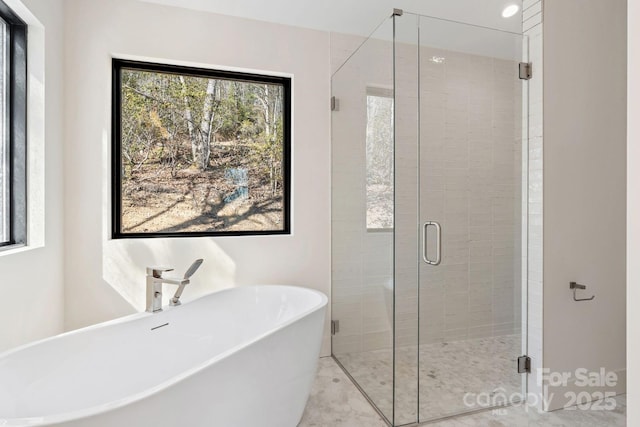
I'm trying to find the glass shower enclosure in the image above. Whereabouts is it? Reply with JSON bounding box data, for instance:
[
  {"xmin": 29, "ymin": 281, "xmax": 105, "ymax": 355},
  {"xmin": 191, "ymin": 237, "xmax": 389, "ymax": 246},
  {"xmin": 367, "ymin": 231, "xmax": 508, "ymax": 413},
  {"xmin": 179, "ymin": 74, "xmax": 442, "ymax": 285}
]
[{"xmin": 331, "ymin": 10, "xmax": 528, "ymax": 426}]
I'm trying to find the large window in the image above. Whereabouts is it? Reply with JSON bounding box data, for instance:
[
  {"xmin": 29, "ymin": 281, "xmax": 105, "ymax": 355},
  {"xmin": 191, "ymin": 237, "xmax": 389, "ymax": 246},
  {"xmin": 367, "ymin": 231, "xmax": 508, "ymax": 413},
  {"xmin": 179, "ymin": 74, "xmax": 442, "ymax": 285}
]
[
  {"xmin": 366, "ymin": 88, "xmax": 394, "ymax": 231},
  {"xmin": 0, "ymin": 1, "xmax": 27, "ymax": 249},
  {"xmin": 112, "ymin": 60, "xmax": 291, "ymax": 238}
]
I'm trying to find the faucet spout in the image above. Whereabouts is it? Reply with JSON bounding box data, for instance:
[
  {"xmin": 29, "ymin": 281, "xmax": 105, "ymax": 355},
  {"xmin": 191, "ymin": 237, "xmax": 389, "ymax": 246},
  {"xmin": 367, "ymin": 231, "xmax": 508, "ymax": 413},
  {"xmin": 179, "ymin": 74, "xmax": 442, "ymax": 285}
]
[{"xmin": 145, "ymin": 259, "xmax": 204, "ymax": 312}]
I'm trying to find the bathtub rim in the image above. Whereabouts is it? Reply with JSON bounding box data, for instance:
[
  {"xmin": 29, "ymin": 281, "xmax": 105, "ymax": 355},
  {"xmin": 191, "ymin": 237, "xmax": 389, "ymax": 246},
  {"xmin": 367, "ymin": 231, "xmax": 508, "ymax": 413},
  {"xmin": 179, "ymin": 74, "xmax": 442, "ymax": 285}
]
[{"xmin": 0, "ymin": 284, "xmax": 328, "ymax": 427}]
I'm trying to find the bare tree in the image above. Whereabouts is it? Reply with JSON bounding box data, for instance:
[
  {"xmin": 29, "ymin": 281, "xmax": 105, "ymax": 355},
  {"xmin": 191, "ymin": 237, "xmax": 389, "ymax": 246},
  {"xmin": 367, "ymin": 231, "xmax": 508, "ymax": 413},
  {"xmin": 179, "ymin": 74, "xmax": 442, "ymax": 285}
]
[
  {"xmin": 253, "ymin": 84, "xmax": 284, "ymax": 194},
  {"xmin": 179, "ymin": 77, "xmax": 221, "ymax": 171}
]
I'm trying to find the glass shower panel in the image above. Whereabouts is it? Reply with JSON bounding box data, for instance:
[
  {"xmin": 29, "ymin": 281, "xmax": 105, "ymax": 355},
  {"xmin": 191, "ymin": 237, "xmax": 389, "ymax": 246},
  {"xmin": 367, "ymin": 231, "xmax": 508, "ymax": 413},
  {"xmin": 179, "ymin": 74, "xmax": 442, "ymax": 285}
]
[
  {"xmin": 416, "ymin": 15, "xmax": 527, "ymax": 422},
  {"xmin": 331, "ymin": 16, "xmax": 395, "ymax": 424},
  {"xmin": 392, "ymin": 11, "xmax": 420, "ymax": 426}
]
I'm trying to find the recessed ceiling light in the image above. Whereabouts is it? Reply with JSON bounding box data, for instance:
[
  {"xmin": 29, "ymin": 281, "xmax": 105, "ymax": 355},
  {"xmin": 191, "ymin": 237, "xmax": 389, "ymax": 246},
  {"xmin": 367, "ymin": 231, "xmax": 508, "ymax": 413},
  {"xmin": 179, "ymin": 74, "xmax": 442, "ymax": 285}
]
[{"xmin": 502, "ymin": 4, "xmax": 520, "ymax": 18}]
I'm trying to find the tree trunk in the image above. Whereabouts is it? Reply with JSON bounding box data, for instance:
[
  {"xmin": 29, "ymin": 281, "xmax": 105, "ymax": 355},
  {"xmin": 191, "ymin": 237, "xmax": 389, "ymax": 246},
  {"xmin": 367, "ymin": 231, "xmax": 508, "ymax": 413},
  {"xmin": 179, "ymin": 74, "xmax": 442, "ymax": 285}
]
[
  {"xmin": 179, "ymin": 76, "xmax": 198, "ymax": 167},
  {"xmin": 196, "ymin": 80, "xmax": 216, "ymax": 171},
  {"xmin": 180, "ymin": 76, "xmax": 215, "ymax": 171}
]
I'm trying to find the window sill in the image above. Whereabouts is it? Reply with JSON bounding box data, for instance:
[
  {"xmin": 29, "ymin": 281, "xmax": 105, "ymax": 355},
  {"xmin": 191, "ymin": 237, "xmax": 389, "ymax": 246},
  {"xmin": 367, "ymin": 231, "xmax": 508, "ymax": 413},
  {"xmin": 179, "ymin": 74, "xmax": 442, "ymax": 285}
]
[
  {"xmin": 366, "ymin": 228, "xmax": 394, "ymax": 233},
  {"xmin": 0, "ymin": 242, "xmax": 37, "ymax": 257}
]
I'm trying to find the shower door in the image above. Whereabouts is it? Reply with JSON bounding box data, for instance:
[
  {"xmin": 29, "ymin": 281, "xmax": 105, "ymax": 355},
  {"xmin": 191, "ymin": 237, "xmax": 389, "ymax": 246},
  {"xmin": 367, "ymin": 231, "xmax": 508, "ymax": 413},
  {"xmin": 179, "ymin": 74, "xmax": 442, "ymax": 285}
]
[{"xmin": 412, "ymin": 14, "xmax": 529, "ymax": 422}]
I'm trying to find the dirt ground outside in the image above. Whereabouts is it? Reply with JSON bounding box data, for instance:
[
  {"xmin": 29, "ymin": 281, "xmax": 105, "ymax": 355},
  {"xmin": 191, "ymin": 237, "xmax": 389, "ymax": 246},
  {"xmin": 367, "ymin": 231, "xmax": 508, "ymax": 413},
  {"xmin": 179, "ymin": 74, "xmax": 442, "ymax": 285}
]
[{"xmin": 121, "ymin": 154, "xmax": 284, "ymax": 234}]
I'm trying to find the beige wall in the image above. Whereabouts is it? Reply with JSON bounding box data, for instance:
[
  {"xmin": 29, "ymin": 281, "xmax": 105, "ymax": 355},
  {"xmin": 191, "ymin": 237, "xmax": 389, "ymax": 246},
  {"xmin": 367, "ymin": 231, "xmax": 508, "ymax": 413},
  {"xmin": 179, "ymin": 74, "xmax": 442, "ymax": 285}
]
[
  {"xmin": 543, "ymin": 0, "xmax": 627, "ymax": 409},
  {"xmin": 63, "ymin": 0, "xmax": 332, "ymax": 355},
  {"xmin": 0, "ymin": 0, "xmax": 65, "ymax": 353},
  {"xmin": 627, "ymin": 0, "xmax": 639, "ymax": 423}
]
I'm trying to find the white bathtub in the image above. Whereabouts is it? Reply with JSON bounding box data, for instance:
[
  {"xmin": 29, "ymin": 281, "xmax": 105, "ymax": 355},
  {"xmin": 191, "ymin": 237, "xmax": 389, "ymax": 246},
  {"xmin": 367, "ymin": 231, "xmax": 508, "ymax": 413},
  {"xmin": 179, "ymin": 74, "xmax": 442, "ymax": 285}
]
[{"xmin": 0, "ymin": 285, "xmax": 327, "ymax": 427}]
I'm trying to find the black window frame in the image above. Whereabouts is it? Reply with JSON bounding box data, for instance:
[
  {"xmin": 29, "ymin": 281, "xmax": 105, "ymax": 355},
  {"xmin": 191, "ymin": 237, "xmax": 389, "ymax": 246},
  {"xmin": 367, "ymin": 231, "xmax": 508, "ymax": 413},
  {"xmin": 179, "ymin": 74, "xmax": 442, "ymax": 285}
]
[
  {"xmin": 0, "ymin": 1, "xmax": 27, "ymax": 250},
  {"xmin": 111, "ymin": 59, "xmax": 292, "ymax": 239}
]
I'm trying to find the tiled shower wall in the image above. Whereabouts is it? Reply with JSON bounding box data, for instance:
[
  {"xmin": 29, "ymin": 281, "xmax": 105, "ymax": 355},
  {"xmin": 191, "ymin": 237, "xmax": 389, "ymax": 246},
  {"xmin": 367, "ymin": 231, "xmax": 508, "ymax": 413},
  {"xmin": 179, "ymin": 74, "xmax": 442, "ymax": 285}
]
[
  {"xmin": 332, "ymin": 31, "xmax": 525, "ymax": 353},
  {"xmin": 418, "ymin": 46, "xmax": 523, "ymax": 345}
]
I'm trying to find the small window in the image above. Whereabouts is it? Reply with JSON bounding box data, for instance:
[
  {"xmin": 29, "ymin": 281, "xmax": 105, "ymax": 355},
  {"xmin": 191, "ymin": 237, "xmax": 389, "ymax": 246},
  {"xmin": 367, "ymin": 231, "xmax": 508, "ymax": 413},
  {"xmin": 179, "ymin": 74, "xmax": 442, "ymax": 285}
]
[
  {"xmin": 0, "ymin": 1, "xmax": 27, "ymax": 250},
  {"xmin": 112, "ymin": 60, "xmax": 291, "ymax": 238},
  {"xmin": 366, "ymin": 88, "xmax": 394, "ymax": 231}
]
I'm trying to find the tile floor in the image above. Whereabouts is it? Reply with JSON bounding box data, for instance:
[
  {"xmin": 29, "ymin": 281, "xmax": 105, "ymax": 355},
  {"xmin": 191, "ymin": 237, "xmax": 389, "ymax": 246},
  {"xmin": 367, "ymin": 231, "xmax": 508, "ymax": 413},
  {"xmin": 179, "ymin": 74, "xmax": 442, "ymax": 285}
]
[
  {"xmin": 335, "ymin": 335, "xmax": 522, "ymax": 423},
  {"xmin": 299, "ymin": 357, "xmax": 627, "ymax": 427}
]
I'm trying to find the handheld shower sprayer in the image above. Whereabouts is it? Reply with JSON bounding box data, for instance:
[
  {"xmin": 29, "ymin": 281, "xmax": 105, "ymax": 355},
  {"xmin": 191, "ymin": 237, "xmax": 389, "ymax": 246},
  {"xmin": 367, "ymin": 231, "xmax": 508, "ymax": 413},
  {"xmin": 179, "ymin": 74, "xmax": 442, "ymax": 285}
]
[{"xmin": 170, "ymin": 259, "xmax": 204, "ymax": 306}]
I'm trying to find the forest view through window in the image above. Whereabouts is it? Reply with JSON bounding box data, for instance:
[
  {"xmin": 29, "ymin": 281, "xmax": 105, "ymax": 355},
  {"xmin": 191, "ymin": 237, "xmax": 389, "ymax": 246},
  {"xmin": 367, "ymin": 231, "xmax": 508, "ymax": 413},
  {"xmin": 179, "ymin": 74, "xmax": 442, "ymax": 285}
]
[
  {"xmin": 112, "ymin": 60, "xmax": 291, "ymax": 238},
  {"xmin": 366, "ymin": 89, "xmax": 394, "ymax": 230}
]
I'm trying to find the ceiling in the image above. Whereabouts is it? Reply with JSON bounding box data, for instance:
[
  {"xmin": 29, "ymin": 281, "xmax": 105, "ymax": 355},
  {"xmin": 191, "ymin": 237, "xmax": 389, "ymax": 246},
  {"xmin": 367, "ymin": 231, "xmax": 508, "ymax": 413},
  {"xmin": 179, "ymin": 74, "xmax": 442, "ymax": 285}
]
[{"xmin": 138, "ymin": 0, "xmax": 524, "ymax": 36}]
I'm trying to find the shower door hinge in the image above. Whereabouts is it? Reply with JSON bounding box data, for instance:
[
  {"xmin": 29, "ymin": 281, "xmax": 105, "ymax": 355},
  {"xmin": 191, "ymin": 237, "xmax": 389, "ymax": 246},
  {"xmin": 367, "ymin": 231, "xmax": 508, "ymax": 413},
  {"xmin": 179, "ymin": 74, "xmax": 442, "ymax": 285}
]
[
  {"xmin": 393, "ymin": 8, "xmax": 404, "ymax": 17},
  {"xmin": 331, "ymin": 320, "xmax": 340, "ymax": 335},
  {"xmin": 519, "ymin": 62, "xmax": 532, "ymax": 80},
  {"xmin": 517, "ymin": 355, "xmax": 531, "ymax": 374},
  {"xmin": 331, "ymin": 96, "xmax": 339, "ymax": 111}
]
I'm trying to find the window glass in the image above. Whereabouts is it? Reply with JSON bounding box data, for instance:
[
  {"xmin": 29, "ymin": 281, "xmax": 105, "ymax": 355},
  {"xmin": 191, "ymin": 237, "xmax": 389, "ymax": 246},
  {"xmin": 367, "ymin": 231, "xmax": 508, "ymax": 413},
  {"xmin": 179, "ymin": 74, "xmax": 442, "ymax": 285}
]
[
  {"xmin": 113, "ymin": 60, "xmax": 291, "ymax": 238},
  {"xmin": 366, "ymin": 90, "xmax": 394, "ymax": 230},
  {"xmin": 0, "ymin": 17, "xmax": 7, "ymax": 244},
  {"xmin": 0, "ymin": 3, "xmax": 27, "ymax": 250}
]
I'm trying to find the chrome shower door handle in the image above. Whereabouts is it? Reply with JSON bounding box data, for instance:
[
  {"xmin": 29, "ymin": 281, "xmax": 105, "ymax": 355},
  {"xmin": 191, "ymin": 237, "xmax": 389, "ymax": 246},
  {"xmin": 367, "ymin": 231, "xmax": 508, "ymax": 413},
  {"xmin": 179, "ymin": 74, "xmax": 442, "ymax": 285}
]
[{"xmin": 422, "ymin": 221, "xmax": 442, "ymax": 266}]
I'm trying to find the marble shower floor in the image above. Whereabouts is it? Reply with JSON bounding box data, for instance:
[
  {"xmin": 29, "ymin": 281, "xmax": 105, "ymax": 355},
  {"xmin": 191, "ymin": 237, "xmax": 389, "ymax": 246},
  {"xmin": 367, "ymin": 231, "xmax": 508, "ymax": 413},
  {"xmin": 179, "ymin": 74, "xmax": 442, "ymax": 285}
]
[
  {"xmin": 335, "ymin": 335, "xmax": 522, "ymax": 422},
  {"xmin": 299, "ymin": 357, "xmax": 627, "ymax": 427}
]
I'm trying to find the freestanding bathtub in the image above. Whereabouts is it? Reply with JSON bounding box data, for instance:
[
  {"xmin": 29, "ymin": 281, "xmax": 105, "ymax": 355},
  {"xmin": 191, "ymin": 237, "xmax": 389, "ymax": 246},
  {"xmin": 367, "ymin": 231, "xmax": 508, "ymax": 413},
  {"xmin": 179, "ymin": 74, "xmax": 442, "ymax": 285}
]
[{"xmin": 0, "ymin": 285, "xmax": 327, "ymax": 427}]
